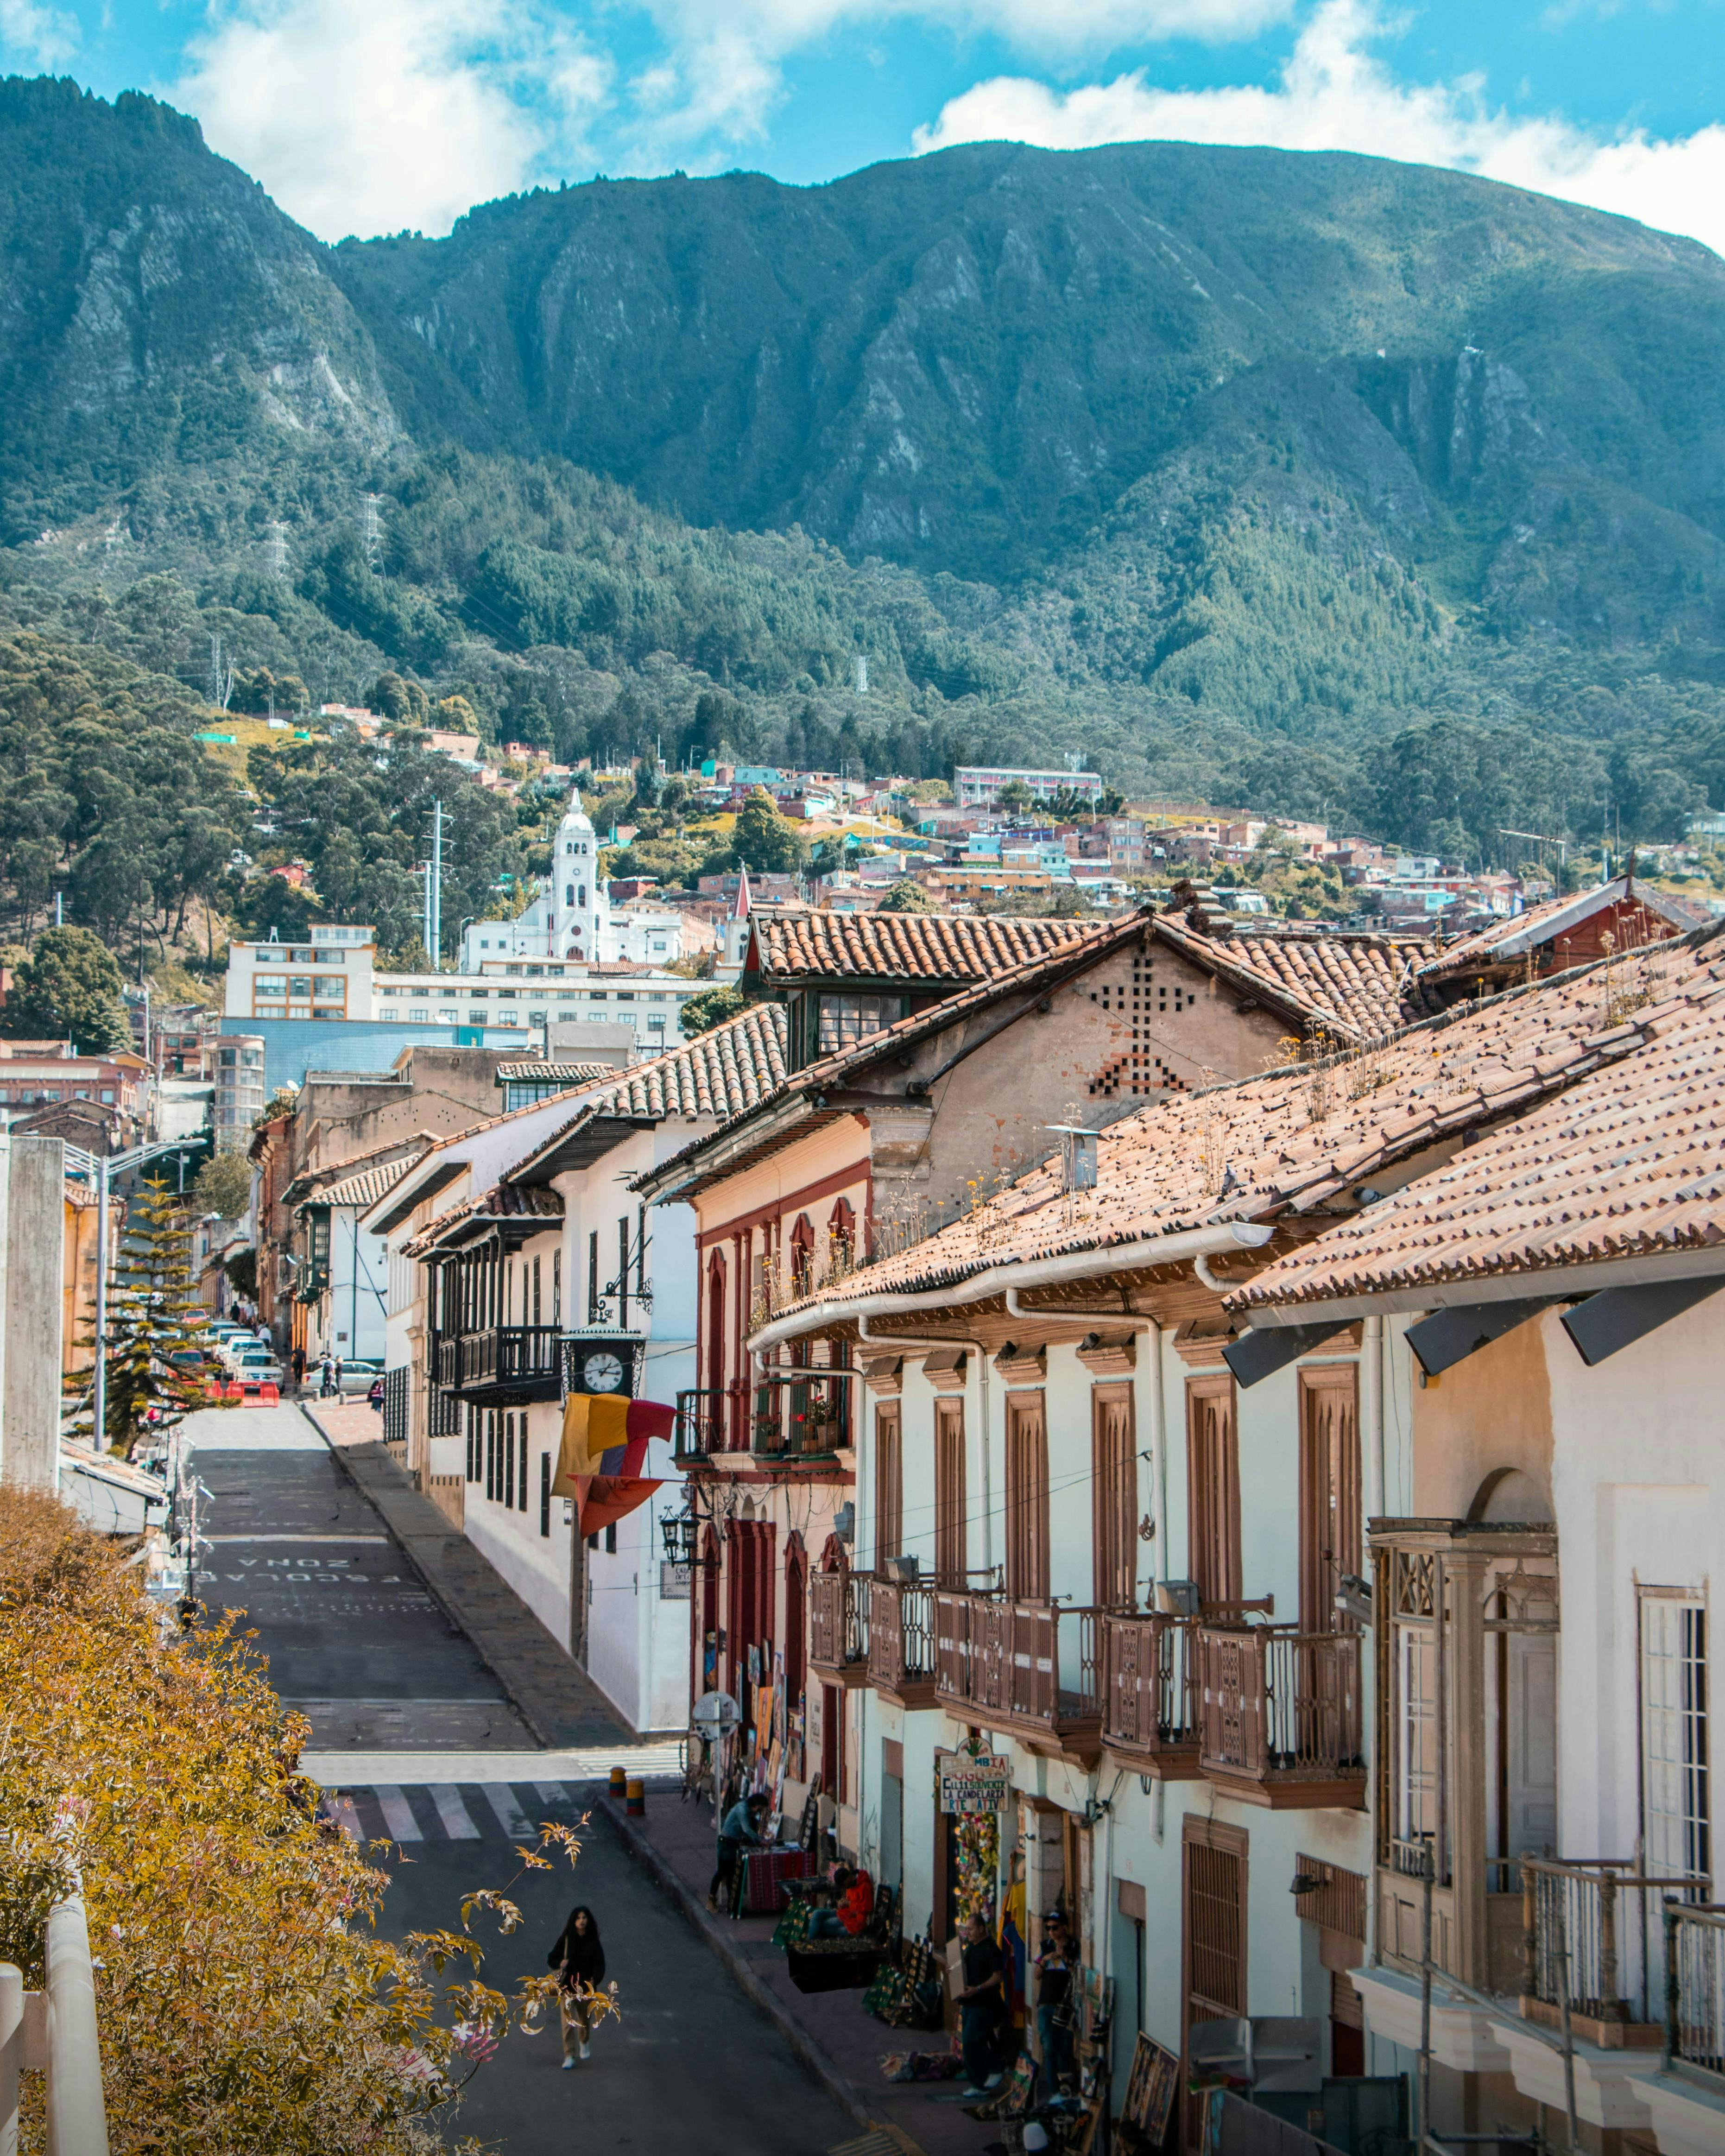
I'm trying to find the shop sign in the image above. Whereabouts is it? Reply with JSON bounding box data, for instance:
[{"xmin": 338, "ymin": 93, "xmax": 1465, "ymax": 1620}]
[{"xmin": 936, "ymin": 1749, "xmax": 1010, "ymax": 1814}]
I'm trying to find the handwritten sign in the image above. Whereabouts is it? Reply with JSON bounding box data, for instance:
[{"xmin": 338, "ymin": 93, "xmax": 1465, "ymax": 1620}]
[{"xmin": 936, "ymin": 1750, "xmax": 1010, "ymax": 1814}]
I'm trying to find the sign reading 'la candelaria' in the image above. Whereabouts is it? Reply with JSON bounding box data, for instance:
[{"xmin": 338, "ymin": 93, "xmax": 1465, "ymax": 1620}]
[{"xmin": 936, "ymin": 1749, "xmax": 1010, "ymax": 1814}]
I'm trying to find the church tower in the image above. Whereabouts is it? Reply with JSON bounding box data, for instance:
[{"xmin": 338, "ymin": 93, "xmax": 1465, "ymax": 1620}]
[{"xmin": 549, "ymin": 799, "xmax": 612, "ymax": 961}]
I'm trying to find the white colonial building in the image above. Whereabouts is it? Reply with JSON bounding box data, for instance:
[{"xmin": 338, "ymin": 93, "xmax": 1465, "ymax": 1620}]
[{"xmin": 458, "ymin": 797, "xmax": 688, "ymax": 971}]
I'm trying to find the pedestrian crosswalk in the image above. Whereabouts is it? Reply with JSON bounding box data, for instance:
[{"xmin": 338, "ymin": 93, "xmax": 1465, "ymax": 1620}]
[{"xmin": 321, "ymin": 1778, "xmax": 616, "ymax": 1846}]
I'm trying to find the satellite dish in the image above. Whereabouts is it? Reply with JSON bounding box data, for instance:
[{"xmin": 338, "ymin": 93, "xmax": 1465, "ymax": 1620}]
[{"xmin": 692, "ymin": 1691, "xmax": 741, "ymax": 1732}]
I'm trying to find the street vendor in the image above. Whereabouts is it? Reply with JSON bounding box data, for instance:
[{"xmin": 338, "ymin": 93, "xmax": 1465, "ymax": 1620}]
[
  {"xmin": 804, "ymin": 1864, "xmax": 873, "ymax": 1938},
  {"xmin": 707, "ymin": 1790, "xmax": 767, "ymax": 1913},
  {"xmin": 954, "ymin": 1911, "xmax": 1007, "ymax": 2097}
]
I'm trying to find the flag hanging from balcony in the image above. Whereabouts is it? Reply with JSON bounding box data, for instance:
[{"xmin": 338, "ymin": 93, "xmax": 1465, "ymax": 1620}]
[
  {"xmin": 570, "ymin": 1474, "xmax": 668, "ymax": 1540},
  {"xmin": 554, "ymin": 1391, "xmax": 676, "ymax": 1491}
]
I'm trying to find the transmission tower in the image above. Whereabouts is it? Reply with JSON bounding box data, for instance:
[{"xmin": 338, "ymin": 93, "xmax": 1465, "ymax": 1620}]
[{"xmin": 360, "ymin": 494, "xmax": 383, "ymax": 569}]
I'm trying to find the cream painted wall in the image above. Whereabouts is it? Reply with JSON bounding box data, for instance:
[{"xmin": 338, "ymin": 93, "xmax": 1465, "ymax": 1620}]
[{"xmin": 1409, "ymin": 1317, "xmax": 1555, "ymax": 1519}]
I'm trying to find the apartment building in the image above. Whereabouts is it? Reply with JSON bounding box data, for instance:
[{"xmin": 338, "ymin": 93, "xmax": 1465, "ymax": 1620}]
[
  {"xmin": 730, "ymin": 911, "xmax": 1724, "ymax": 2153},
  {"xmin": 361, "ymin": 1008, "xmax": 788, "ymax": 1733}
]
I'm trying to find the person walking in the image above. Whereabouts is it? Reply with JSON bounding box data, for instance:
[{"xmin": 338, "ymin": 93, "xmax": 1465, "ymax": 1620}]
[
  {"xmin": 707, "ymin": 1790, "xmax": 766, "ymax": 1915},
  {"xmin": 367, "ymin": 1375, "xmax": 385, "ymax": 1414},
  {"xmin": 954, "ymin": 1911, "xmax": 1007, "ymax": 2098},
  {"xmin": 333, "ymin": 1353, "xmax": 344, "ymax": 1392},
  {"xmin": 1034, "ymin": 1914, "xmax": 1076, "ymax": 2091},
  {"xmin": 319, "ymin": 1354, "xmax": 335, "ymax": 1399},
  {"xmin": 545, "ymin": 1904, "xmax": 607, "ymax": 2068},
  {"xmin": 290, "ymin": 1345, "xmax": 306, "ymax": 1394}
]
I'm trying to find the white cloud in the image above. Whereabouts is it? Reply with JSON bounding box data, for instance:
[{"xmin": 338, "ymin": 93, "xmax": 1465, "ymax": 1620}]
[
  {"xmin": 173, "ymin": 0, "xmax": 610, "ymax": 241},
  {"xmin": 913, "ymin": 0, "xmax": 1725, "ymax": 258},
  {"xmin": 625, "ymin": 0, "xmax": 1293, "ymax": 160},
  {"xmin": 0, "ymin": 0, "xmax": 79, "ymax": 68}
]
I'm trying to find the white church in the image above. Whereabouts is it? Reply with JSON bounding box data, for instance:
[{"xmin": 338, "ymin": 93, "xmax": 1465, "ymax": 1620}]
[{"xmin": 458, "ymin": 795, "xmax": 690, "ymax": 972}]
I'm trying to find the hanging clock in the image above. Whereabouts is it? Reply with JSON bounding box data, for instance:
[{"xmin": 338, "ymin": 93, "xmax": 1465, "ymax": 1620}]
[{"xmin": 581, "ymin": 1350, "xmax": 626, "ymax": 1394}]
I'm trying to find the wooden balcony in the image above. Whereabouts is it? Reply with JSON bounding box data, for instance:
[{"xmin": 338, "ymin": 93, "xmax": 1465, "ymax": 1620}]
[
  {"xmin": 809, "ymin": 1569, "xmax": 870, "ymax": 1687},
  {"xmin": 1099, "ymin": 1611, "xmax": 1202, "ymax": 1778},
  {"xmin": 1523, "ymin": 1856, "xmax": 1711, "ymax": 2047},
  {"xmin": 933, "ymin": 1590, "xmax": 1101, "ymax": 1764},
  {"xmin": 1197, "ymin": 1625, "xmax": 1365, "ymax": 1808},
  {"xmin": 868, "ymin": 1578, "xmax": 938, "ymax": 1708},
  {"xmin": 434, "ymin": 1324, "xmax": 562, "ymax": 1404}
]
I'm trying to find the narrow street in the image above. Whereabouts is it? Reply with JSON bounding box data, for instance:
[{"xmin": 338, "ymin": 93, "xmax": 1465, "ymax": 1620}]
[{"xmin": 181, "ymin": 1405, "xmax": 861, "ymax": 2156}]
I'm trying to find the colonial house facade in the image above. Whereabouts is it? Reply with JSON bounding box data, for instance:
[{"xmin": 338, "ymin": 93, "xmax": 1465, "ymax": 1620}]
[
  {"xmin": 638, "ymin": 907, "xmax": 1439, "ymax": 1869},
  {"xmin": 745, "ymin": 915, "xmax": 1725, "ymax": 2152},
  {"xmin": 363, "ymin": 1007, "xmax": 786, "ymax": 1733}
]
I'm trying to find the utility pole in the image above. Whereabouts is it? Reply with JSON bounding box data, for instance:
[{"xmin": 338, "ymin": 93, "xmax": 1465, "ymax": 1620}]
[{"xmin": 430, "ymin": 799, "xmax": 444, "ymax": 969}]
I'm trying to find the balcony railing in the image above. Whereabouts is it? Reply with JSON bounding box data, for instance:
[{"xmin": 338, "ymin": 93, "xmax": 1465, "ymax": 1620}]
[
  {"xmin": 1197, "ymin": 1625, "xmax": 1365, "ymax": 1805},
  {"xmin": 1524, "ymin": 1857, "xmax": 1711, "ymax": 2039},
  {"xmin": 868, "ymin": 1578, "xmax": 937, "ymax": 1706},
  {"xmin": 809, "ymin": 1569, "xmax": 870, "ymax": 1683},
  {"xmin": 750, "ymin": 1366, "xmax": 852, "ymax": 1457},
  {"xmin": 1665, "ymin": 1900, "xmax": 1725, "ymax": 2080},
  {"xmin": 1100, "ymin": 1611, "xmax": 1201, "ymax": 1777},
  {"xmin": 0, "ymin": 1880, "xmax": 112, "ymax": 2156},
  {"xmin": 674, "ymin": 1389, "xmax": 727, "ymax": 1460},
  {"xmin": 436, "ymin": 1324, "xmax": 562, "ymax": 1397},
  {"xmin": 933, "ymin": 1591, "xmax": 1100, "ymax": 1754}
]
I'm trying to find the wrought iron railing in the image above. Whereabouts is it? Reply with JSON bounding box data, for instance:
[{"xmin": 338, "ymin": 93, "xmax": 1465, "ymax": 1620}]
[
  {"xmin": 1100, "ymin": 1610, "xmax": 1200, "ymax": 1767},
  {"xmin": 869, "ymin": 1578, "xmax": 936, "ymax": 1694},
  {"xmin": 1665, "ymin": 1900, "xmax": 1725, "ymax": 2078},
  {"xmin": 1524, "ymin": 1857, "xmax": 1711, "ymax": 2025},
  {"xmin": 674, "ymin": 1389, "xmax": 727, "ymax": 1459},
  {"xmin": 933, "ymin": 1591, "xmax": 1099, "ymax": 1735},
  {"xmin": 1197, "ymin": 1625, "xmax": 1363, "ymax": 1789}
]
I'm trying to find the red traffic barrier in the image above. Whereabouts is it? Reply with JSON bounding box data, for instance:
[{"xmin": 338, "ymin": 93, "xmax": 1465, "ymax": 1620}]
[
  {"xmin": 258, "ymin": 1382, "xmax": 279, "ymax": 1404},
  {"xmin": 223, "ymin": 1382, "xmax": 243, "ymax": 1400}
]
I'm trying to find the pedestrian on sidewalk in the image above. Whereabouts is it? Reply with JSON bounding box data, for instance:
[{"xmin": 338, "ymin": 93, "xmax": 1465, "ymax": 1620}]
[
  {"xmin": 954, "ymin": 1911, "xmax": 1007, "ymax": 2098},
  {"xmin": 367, "ymin": 1375, "xmax": 385, "ymax": 1414},
  {"xmin": 546, "ymin": 1904, "xmax": 607, "ymax": 2067},
  {"xmin": 319, "ymin": 1354, "xmax": 335, "ymax": 1398},
  {"xmin": 1033, "ymin": 1913, "xmax": 1076, "ymax": 2091},
  {"xmin": 291, "ymin": 1345, "xmax": 306, "ymax": 1394},
  {"xmin": 708, "ymin": 1790, "xmax": 767, "ymax": 1915}
]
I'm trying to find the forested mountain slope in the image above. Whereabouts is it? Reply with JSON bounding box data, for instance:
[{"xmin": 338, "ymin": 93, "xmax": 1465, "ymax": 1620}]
[{"xmin": 3, "ymin": 75, "xmax": 1725, "ymax": 853}]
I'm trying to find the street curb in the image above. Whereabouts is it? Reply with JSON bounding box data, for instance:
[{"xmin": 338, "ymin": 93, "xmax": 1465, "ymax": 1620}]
[
  {"xmin": 299, "ymin": 1403, "xmax": 562, "ymax": 1748},
  {"xmin": 594, "ymin": 1792, "xmax": 929, "ymax": 2156}
]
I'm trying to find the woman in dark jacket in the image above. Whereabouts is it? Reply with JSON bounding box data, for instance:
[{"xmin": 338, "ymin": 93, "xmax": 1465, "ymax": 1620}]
[{"xmin": 546, "ymin": 1905, "xmax": 607, "ymax": 2067}]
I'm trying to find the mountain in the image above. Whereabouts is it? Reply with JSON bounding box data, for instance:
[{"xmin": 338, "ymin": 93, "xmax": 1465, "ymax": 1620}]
[{"xmin": 2, "ymin": 75, "xmax": 1725, "ymax": 850}]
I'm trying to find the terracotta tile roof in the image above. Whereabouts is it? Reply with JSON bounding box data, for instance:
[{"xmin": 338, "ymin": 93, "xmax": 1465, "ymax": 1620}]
[
  {"xmin": 1153, "ymin": 919, "xmax": 1438, "ymax": 1041},
  {"xmin": 1229, "ymin": 971, "xmax": 1725, "ymax": 1309},
  {"xmin": 769, "ymin": 925, "xmax": 1725, "ymax": 1311},
  {"xmin": 1416, "ymin": 877, "xmax": 1695, "ymax": 982},
  {"xmin": 404, "ymin": 1181, "xmax": 563, "ymax": 1257},
  {"xmin": 314, "ymin": 1154, "xmax": 420, "ymax": 1211},
  {"xmin": 494, "ymin": 1061, "xmax": 618, "ymax": 1085},
  {"xmin": 750, "ymin": 906, "xmax": 1099, "ymax": 983}
]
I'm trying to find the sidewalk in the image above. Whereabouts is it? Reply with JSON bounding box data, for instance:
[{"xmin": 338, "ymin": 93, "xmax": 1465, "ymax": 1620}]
[
  {"xmin": 300, "ymin": 1404, "xmax": 631, "ymax": 1750},
  {"xmin": 595, "ymin": 1786, "xmax": 1005, "ymax": 2156}
]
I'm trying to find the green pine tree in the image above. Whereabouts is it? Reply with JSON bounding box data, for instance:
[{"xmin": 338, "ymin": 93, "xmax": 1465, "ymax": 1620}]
[{"xmin": 76, "ymin": 1178, "xmax": 214, "ymax": 1454}]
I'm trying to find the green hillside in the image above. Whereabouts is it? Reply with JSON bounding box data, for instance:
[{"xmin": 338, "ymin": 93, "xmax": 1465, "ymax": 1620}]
[{"xmin": 2, "ymin": 76, "xmax": 1725, "ymax": 860}]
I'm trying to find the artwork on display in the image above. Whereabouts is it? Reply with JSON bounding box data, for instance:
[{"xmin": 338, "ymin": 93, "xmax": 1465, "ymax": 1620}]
[
  {"xmin": 1121, "ymin": 2032, "xmax": 1180, "ymax": 2148},
  {"xmin": 951, "ymin": 1809, "xmax": 999, "ymax": 1930}
]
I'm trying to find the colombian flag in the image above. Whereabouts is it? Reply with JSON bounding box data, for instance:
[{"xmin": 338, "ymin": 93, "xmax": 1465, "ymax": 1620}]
[{"xmin": 552, "ymin": 1393, "xmax": 676, "ymax": 1537}]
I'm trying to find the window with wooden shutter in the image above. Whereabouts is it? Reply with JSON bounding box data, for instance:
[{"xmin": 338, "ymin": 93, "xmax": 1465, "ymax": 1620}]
[
  {"xmin": 875, "ymin": 1403, "xmax": 903, "ymax": 1567},
  {"xmin": 935, "ymin": 1399, "xmax": 967, "ymax": 1585},
  {"xmin": 1092, "ymin": 1383, "xmax": 1137, "ymax": 1609},
  {"xmin": 1005, "ymin": 1392, "xmax": 1050, "ymax": 1600},
  {"xmin": 1182, "ymin": 1817, "xmax": 1248, "ymax": 2145},
  {"xmin": 1299, "ymin": 1366, "xmax": 1361, "ymax": 1633},
  {"xmin": 1186, "ymin": 1374, "xmax": 1240, "ymax": 1609}
]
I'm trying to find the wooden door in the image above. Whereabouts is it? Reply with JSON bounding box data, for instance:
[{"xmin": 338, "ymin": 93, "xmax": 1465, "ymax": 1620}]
[
  {"xmin": 935, "ymin": 1398, "xmax": 967, "ymax": 1584},
  {"xmin": 1299, "ymin": 1366, "xmax": 1360, "ymax": 1632},
  {"xmin": 1005, "ymin": 1392, "xmax": 1049, "ymax": 1600},
  {"xmin": 1186, "ymin": 1375, "xmax": 1240, "ymax": 1610},
  {"xmin": 1506, "ymin": 1631, "xmax": 1558, "ymax": 1858},
  {"xmin": 875, "ymin": 1402, "xmax": 903, "ymax": 1568},
  {"xmin": 1093, "ymin": 1384, "xmax": 1137, "ymax": 1609},
  {"xmin": 1182, "ymin": 1818, "xmax": 1248, "ymax": 2150}
]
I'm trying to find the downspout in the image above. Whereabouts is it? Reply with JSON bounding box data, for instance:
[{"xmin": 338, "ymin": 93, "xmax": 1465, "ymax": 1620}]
[{"xmin": 1361, "ymin": 1312, "xmax": 1385, "ymax": 1963}]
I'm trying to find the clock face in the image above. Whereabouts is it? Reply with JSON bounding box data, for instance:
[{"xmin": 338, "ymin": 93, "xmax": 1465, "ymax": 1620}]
[{"xmin": 583, "ymin": 1351, "xmax": 626, "ymax": 1394}]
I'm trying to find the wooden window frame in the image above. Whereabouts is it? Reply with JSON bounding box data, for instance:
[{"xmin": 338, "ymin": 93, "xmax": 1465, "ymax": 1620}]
[
  {"xmin": 1092, "ymin": 1381, "xmax": 1137, "ymax": 1610},
  {"xmin": 875, "ymin": 1401, "xmax": 903, "ymax": 1568},
  {"xmin": 1299, "ymin": 1365, "xmax": 1361, "ymax": 1634},
  {"xmin": 1182, "ymin": 1816, "xmax": 1249, "ymax": 2143},
  {"xmin": 935, "ymin": 1397, "xmax": 967, "ymax": 1586},
  {"xmin": 1186, "ymin": 1372, "xmax": 1241, "ymax": 1610},
  {"xmin": 1005, "ymin": 1391, "xmax": 1050, "ymax": 1601}
]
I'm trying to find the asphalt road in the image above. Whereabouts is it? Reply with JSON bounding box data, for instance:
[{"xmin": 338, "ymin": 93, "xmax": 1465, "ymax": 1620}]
[
  {"xmin": 366, "ymin": 1789, "xmax": 859, "ymax": 2155},
  {"xmin": 182, "ymin": 1407, "xmax": 859, "ymax": 2155},
  {"xmin": 183, "ymin": 1403, "xmax": 532, "ymax": 1748}
]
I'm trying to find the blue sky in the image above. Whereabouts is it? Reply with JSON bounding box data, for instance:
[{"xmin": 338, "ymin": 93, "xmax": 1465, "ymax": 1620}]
[{"xmin": 11, "ymin": 0, "xmax": 1725, "ymax": 251}]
